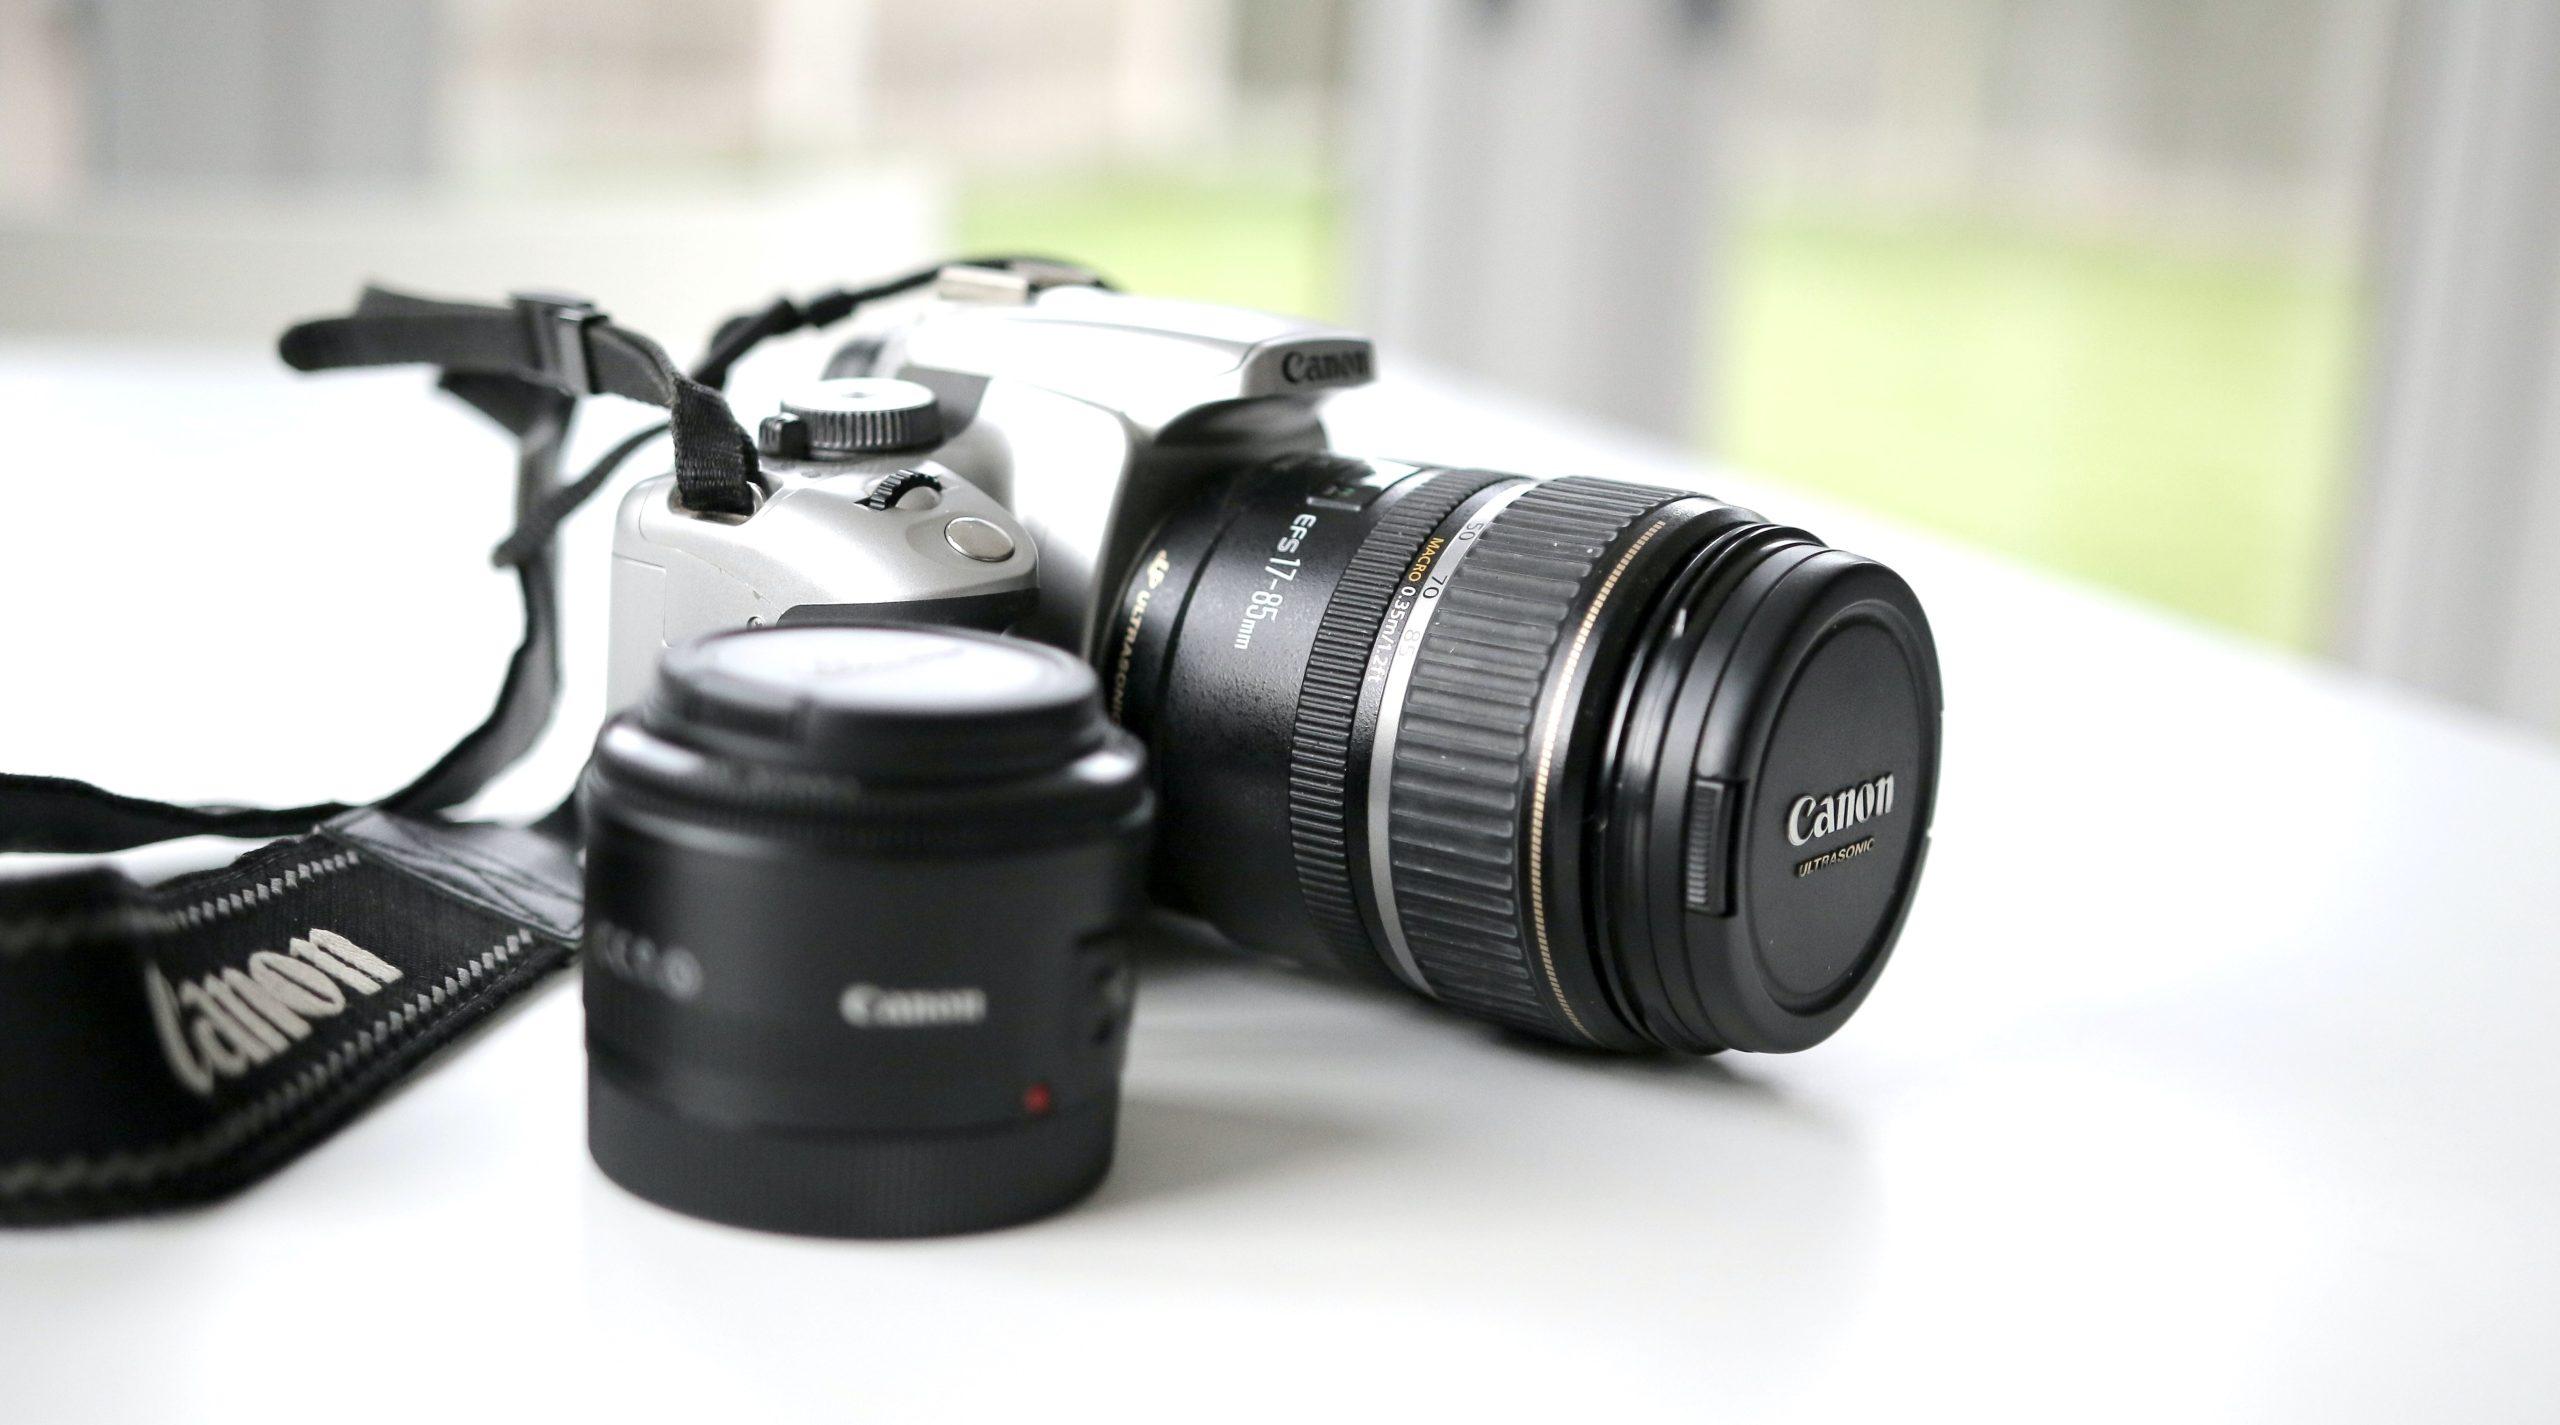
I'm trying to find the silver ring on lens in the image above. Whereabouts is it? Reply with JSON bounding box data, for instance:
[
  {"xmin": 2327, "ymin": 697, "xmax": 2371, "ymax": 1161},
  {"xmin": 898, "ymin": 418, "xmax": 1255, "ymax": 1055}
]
[{"xmin": 1362, "ymin": 480, "xmax": 1538, "ymax": 997}]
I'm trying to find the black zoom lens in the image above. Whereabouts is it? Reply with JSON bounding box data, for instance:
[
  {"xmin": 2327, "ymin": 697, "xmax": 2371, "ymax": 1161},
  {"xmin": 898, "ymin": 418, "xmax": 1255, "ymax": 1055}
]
[
  {"xmin": 581, "ymin": 625, "xmax": 1150, "ymax": 1236},
  {"xmin": 1106, "ymin": 456, "xmax": 1941, "ymax": 1054}
]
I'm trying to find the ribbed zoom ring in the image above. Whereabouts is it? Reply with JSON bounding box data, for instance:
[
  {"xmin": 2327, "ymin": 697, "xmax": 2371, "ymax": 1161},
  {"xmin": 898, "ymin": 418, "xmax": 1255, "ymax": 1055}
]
[
  {"xmin": 1286, "ymin": 469, "xmax": 1513, "ymax": 976},
  {"xmin": 1382, "ymin": 477, "xmax": 1674, "ymax": 1041}
]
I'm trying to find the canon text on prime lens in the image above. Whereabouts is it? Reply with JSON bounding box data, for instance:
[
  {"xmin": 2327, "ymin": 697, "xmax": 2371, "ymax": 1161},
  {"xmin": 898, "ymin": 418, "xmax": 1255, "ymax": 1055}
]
[{"xmin": 580, "ymin": 624, "xmax": 1150, "ymax": 1237}]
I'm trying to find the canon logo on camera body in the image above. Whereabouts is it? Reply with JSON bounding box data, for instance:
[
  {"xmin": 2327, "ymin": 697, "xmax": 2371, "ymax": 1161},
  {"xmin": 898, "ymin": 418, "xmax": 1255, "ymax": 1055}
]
[
  {"xmin": 1787, "ymin": 773, "xmax": 1898, "ymax": 847},
  {"xmin": 1278, "ymin": 347, "xmax": 1372, "ymax": 386}
]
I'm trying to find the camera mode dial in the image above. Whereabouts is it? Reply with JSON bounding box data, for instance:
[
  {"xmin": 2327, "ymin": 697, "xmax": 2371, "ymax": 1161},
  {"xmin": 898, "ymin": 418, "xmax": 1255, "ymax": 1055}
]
[{"xmin": 764, "ymin": 377, "xmax": 943, "ymax": 457}]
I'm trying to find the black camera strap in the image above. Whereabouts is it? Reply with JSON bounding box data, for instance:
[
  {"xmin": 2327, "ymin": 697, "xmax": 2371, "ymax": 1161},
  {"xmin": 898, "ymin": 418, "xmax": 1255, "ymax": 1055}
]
[{"xmin": 0, "ymin": 286, "xmax": 757, "ymax": 1223}]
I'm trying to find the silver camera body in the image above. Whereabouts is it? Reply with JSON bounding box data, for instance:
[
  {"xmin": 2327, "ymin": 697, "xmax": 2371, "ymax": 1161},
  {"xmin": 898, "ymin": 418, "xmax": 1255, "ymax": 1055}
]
[{"xmin": 605, "ymin": 266, "xmax": 1378, "ymax": 709}]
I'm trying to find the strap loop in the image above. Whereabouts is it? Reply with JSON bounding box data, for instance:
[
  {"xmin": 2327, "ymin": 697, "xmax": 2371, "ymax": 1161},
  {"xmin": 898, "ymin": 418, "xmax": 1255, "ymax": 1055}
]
[
  {"xmin": 279, "ymin": 286, "xmax": 762, "ymax": 519},
  {"xmin": 517, "ymin": 292, "xmax": 605, "ymax": 397},
  {"xmin": 490, "ymin": 256, "xmax": 1113, "ymax": 574},
  {"xmin": 6, "ymin": 282, "xmax": 645, "ymax": 851}
]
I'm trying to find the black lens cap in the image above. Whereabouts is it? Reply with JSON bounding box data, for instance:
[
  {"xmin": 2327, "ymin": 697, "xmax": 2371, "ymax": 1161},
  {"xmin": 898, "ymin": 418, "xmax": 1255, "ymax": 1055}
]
[
  {"xmin": 645, "ymin": 624, "xmax": 1109, "ymax": 782},
  {"xmin": 1617, "ymin": 539, "xmax": 1940, "ymax": 1053},
  {"xmin": 583, "ymin": 623, "xmax": 1150, "ymax": 1239}
]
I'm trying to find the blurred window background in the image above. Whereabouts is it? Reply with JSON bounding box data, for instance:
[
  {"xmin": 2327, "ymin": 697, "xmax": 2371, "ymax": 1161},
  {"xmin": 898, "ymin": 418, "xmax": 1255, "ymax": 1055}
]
[{"xmin": 4, "ymin": 0, "xmax": 2555, "ymax": 735}]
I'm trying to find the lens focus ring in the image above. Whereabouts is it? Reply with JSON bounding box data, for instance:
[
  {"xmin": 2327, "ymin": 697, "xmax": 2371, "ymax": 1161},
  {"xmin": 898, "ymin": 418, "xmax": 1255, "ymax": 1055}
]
[
  {"xmin": 1286, "ymin": 469, "xmax": 1515, "ymax": 976},
  {"xmin": 1381, "ymin": 477, "xmax": 1675, "ymax": 1042}
]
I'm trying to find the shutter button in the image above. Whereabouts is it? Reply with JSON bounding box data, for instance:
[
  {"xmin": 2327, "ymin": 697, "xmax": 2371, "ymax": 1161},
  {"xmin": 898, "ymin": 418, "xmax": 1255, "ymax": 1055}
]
[{"xmin": 944, "ymin": 517, "xmax": 1016, "ymax": 563}]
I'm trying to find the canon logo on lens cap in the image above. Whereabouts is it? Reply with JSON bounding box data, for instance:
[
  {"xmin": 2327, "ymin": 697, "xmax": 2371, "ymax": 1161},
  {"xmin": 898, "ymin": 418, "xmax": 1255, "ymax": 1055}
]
[{"xmin": 1786, "ymin": 772, "xmax": 1898, "ymax": 848}]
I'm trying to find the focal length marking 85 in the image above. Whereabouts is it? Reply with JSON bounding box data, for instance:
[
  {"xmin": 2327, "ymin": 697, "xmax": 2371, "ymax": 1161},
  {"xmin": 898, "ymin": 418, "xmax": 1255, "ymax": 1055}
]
[{"xmin": 1235, "ymin": 512, "xmax": 1319, "ymax": 651}]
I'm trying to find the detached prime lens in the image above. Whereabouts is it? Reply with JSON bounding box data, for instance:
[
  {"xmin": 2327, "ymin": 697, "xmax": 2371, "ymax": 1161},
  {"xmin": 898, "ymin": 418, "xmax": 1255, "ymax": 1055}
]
[
  {"xmin": 581, "ymin": 625, "xmax": 1149, "ymax": 1236},
  {"xmin": 1108, "ymin": 457, "xmax": 1939, "ymax": 1054}
]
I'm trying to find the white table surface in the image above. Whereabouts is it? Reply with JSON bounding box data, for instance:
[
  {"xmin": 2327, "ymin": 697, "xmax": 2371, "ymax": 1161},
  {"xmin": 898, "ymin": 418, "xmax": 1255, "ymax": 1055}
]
[{"xmin": 3, "ymin": 341, "xmax": 2556, "ymax": 1423}]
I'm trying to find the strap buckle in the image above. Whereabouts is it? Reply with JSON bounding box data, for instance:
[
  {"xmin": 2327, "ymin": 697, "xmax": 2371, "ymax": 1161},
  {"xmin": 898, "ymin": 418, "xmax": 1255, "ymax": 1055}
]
[{"xmin": 513, "ymin": 291, "xmax": 605, "ymax": 396}]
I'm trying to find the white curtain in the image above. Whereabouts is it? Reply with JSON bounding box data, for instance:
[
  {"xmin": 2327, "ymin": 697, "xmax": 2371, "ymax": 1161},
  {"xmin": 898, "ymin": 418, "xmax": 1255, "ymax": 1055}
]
[
  {"xmin": 2339, "ymin": 0, "xmax": 2560, "ymax": 738},
  {"xmin": 1346, "ymin": 0, "xmax": 1732, "ymax": 443}
]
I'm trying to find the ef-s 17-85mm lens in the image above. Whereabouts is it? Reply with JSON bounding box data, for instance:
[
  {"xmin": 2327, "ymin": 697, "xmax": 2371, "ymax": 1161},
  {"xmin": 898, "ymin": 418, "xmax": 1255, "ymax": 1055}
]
[{"xmin": 1108, "ymin": 456, "xmax": 1940, "ymax": 1056}]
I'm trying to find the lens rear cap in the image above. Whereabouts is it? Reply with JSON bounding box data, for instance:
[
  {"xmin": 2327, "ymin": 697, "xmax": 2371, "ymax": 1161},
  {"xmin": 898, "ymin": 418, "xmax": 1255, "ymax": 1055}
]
[{"xmin": 1658, "ymin": 546, "xmax": 1940, "ymax": 1052}]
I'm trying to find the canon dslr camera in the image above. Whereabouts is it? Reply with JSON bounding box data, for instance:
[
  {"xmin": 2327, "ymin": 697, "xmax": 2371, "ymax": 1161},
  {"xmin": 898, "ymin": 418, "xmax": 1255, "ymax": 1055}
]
[{"xmin": 606, "ymin": 263, "xmax": 1941, "ymax": 1056}]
